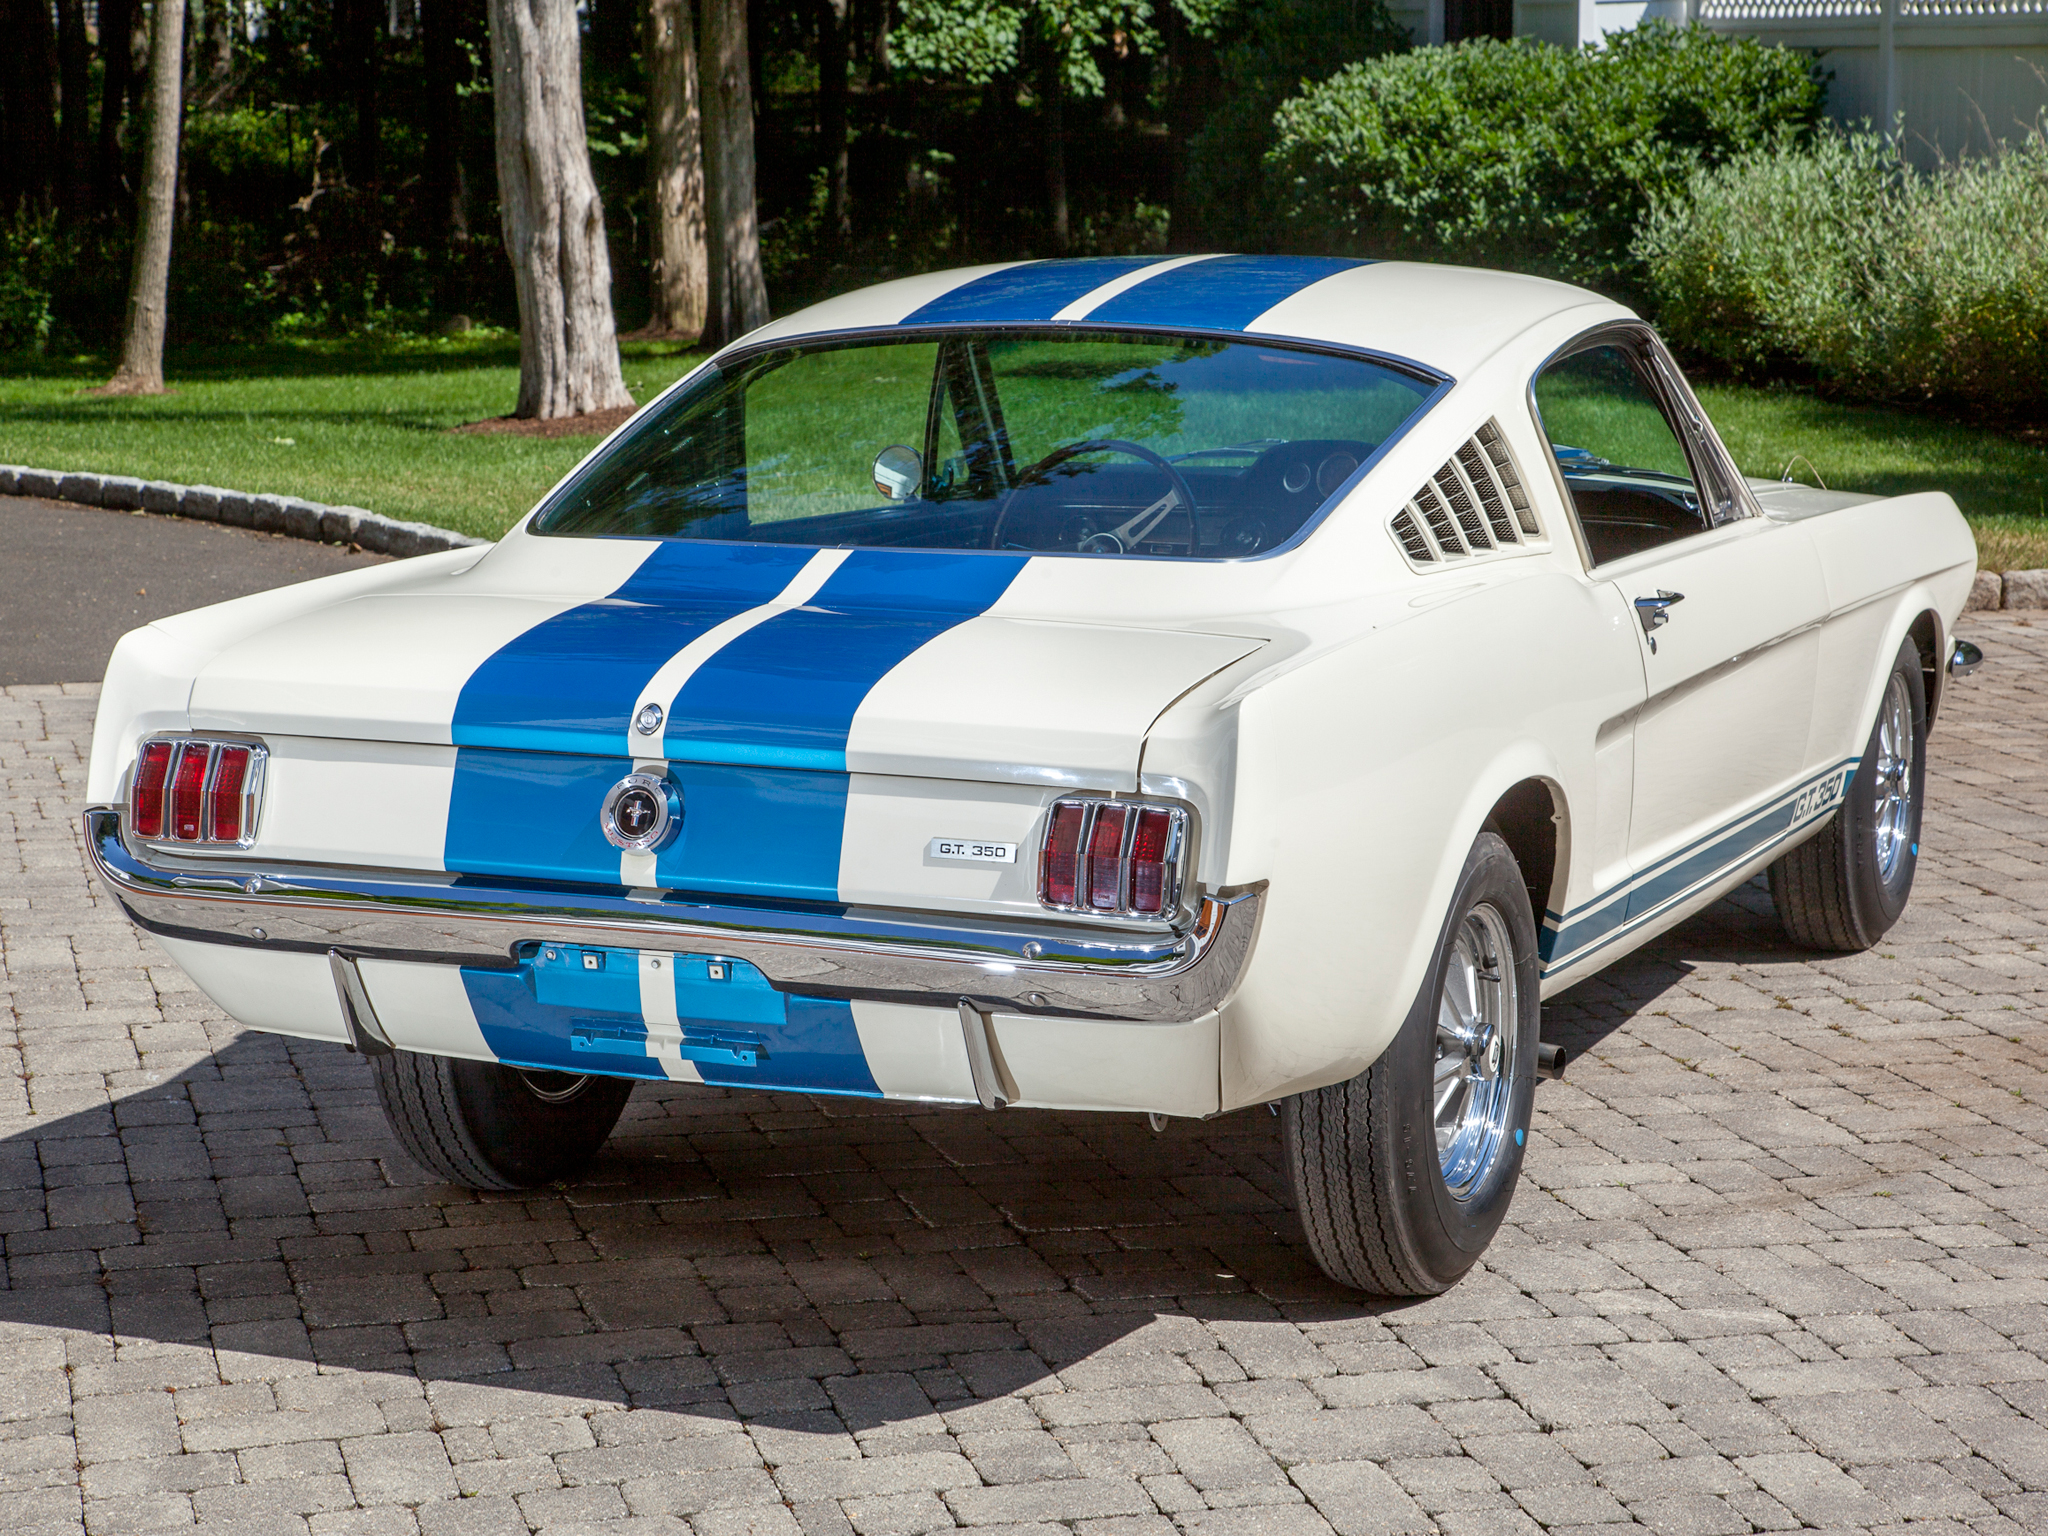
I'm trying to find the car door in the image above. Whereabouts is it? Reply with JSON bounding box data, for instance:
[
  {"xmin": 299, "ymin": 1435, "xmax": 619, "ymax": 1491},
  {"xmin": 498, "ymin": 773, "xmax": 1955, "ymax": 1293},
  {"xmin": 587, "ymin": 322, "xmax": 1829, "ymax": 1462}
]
[{"xmin": 1532, "ymin": 330, "xmax": 1829, "ymax": 923}]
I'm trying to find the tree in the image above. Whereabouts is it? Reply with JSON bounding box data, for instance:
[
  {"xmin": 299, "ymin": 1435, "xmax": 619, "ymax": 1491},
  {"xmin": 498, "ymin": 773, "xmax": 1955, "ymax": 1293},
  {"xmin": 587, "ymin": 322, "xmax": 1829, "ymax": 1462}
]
[
  {"xmin": 816, "ymin": 0, "xmax": 852, "ymax": 250},
  {"xmin": 642, "ymin": 0, "xmax": 708, "ymax": 337},
  {"xmin": 699, "ymin": 0, "xmax": 769, "ymax": 347},
  {"xmin": 99, "ymin": 0, "xmax": 186, "ymax": 394},
  {"xmin": 0, "ymin": 0, "xmax": 60, "ymax": 212},
  {"xmin": 55, "ymin": 0, "xmax": 91, "ymax": 214},
  {"xmin": 488, "ymin": 0, "xmax": 635, "ymax": 418},
  {"xmin": 95, "ymin": 0, "xmax": 136, "ymax": 211}
]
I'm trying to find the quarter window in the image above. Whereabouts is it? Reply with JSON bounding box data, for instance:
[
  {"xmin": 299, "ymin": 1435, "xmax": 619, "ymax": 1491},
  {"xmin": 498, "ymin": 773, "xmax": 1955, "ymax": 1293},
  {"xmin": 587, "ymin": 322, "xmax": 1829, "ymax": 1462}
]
[{"xmin": 1533, "ymin": 342, "xmax": 1709, "ymax": 567}]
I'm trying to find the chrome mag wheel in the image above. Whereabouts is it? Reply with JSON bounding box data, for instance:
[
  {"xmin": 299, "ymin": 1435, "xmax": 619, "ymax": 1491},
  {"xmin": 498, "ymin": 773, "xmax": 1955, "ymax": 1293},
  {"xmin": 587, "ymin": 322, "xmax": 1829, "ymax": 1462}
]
[
  {"xmin": 1872, "ymin": 672, "xmax": 1914, "ymax": 883},
  {"xmin": 1433, "ymin": 901, "xmax": 1520, "ymax": 1199}
]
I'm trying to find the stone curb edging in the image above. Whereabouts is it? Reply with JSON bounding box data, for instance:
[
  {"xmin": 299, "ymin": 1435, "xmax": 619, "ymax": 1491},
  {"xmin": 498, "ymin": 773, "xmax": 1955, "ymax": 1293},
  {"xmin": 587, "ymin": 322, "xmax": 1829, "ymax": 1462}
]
[
  {"xmin": 1969, "ymin": 570, "xmax": 2048, "ymax": 612},
  {"xmin": 0, "ymin": 464, "xmax": 487, "ymax": 558}
]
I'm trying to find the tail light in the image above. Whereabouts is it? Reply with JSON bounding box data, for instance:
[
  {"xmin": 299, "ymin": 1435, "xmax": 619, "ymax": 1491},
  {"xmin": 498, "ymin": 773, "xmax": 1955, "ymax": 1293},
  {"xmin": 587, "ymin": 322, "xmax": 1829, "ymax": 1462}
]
[
  {"xmin": 1038, "ymin": 797, "xmax": 1188, "ymax": 917},
  {"xmin": 128, "ymin": 738, "xmax": 266, "ymax": 850}
]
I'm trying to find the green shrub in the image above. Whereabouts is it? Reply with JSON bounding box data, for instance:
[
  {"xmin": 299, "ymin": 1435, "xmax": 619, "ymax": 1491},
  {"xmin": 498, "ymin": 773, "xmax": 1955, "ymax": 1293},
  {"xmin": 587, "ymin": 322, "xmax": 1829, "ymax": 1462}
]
[
  {"xmin": 1263, "ymin": 25, "xmax": 1824, "ymax": 298},
  {"xmin": 1638, "ymin": 123, "xmax": 2048, "ymax": 414},
  {"xmin": 0, "ymin": 212, "xmax": 68, "ymax": 354}
]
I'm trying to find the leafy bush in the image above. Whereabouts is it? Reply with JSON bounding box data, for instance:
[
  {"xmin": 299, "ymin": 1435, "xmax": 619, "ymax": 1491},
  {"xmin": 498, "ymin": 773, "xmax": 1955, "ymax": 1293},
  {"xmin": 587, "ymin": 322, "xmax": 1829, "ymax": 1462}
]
[
  {"xmin": 0, "ymin": 212, "xmax": 69, "ymax": 353},
  {"xmin": 1638, "ymin": 122, "xmax": 2048, "ymax": 414},
  {"xmin": 1263, "ymin": 25, "xmax": 1824, "ymax": 298}
]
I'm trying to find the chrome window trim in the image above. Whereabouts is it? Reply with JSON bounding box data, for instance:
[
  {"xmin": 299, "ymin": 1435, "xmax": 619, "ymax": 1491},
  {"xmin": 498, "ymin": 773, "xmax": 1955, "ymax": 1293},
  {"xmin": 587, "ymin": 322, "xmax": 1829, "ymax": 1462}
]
[
  {"xmin": 129, "ymin": 734, "xmax": 269, "ymax": 856},
  {"xmin": 1525, "ymin": 321, "xmax": 1762, "ymax": 578}
]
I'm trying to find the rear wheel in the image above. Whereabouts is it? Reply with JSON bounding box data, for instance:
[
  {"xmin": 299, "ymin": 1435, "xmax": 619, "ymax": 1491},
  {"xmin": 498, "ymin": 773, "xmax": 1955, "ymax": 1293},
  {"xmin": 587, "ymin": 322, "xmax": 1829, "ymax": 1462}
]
[
  {"xmin": 1769, "ymin": 637, "xmax": 1927, "ymax": 952},
  {"xmin": 372, "ymin": 1052, "xmax": 633, "ymax": 1190},
  {"xmin": 1284, "ymin": 830, "xmax": 1540, "ymax": 1295}
]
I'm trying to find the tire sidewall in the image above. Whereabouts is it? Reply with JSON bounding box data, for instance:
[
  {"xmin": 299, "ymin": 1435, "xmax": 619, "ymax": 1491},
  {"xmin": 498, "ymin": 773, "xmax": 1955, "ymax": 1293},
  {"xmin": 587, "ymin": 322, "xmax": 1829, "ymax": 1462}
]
[
  {"xmin": 1843, "ymin": 640, "xmax": 1928, "ymax": 938},
  {"xmin": 1387, "ymin": 831, "xmax": 1541, "ymax": 1275},
  {"xmin": 451, "ymin": 1059, "xmax": 633, "ymax": 1186}
]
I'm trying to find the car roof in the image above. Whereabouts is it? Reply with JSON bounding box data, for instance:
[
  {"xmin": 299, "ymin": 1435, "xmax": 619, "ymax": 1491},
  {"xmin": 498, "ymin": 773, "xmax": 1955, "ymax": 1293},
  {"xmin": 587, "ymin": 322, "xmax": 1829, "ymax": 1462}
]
[{"xmin": 745, "ymin": 256, "xmax": 1626, "ymax": 381}]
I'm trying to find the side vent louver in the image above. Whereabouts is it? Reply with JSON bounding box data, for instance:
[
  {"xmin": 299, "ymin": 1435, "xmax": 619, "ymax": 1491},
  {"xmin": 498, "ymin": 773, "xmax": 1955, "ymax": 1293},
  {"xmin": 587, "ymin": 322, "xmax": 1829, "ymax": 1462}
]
[{"xmin": 1389, "ymin": 419, "xmax": 1540, "ymax": 566}]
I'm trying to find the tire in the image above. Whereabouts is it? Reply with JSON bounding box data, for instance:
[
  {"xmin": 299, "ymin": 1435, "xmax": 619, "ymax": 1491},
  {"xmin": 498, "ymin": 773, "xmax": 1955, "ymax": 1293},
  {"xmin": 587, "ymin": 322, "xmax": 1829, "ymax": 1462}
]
[
  {"xmin": 1284, "ymin": 830, "xmax": 1540, "ymax": 1295},
  {"xmin": 1769, "ymin": 637, "xmax": 1927, "ymax": 953},
  {"xmin": 372, "ymin": 1051, "xmax": 633, "ymax": 1191}
]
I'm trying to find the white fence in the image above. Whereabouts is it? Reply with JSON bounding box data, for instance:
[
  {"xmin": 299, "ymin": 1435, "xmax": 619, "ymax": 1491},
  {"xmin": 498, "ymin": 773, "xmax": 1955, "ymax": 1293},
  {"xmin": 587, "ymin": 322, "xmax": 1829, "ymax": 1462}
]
[
  {"xmin": 1385, "ymin": 0, "xmax": 2046, "ymax": 161},
  {"xmin": 1693, "ymin": 0, "xmax": 2047, "ymax": 159}
]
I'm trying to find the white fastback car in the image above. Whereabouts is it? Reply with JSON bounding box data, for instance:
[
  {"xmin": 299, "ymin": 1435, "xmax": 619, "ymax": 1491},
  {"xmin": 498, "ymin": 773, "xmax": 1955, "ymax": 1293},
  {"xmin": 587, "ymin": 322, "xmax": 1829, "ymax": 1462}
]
[{"xmin": 87, "ymin": 257, "xmax": 1980, "ymax": 1295}]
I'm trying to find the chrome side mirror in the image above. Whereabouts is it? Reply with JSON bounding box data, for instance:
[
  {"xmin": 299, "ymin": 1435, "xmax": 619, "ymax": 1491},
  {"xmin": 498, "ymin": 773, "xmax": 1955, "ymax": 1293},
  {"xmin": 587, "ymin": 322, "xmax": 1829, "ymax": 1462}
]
[{"xmin": 872, "ymin": 445, "xmax": 923, "ymax": 503}]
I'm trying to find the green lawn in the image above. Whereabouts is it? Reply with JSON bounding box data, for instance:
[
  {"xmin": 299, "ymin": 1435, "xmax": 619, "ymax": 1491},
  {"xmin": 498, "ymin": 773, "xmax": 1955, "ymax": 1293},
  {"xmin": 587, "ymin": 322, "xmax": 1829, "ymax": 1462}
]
[
  {"xmin": 0, "ymin": 335, "xmax": 707, "ymax": 541},
  {"xmin": 3, "ymin": 339, "xmax": 2044, "ymax": 562}
]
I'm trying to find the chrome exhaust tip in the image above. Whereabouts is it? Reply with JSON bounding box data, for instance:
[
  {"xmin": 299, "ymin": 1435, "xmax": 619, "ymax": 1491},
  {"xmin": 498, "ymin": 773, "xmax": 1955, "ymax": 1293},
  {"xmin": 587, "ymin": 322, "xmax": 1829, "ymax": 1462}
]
[{"xmin": 1536, "ymin": 1042, "xmax": 1568, "ymax": 1080}]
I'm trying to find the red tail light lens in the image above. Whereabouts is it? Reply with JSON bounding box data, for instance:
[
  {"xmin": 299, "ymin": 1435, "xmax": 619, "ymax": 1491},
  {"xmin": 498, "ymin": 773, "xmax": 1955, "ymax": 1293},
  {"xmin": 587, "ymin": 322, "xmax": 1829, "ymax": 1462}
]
[
  {"xmin": 132, "ymin": 741, "xmax": 173, "ymax": 838},
  {"xmin": 133, "ymin": 738, "xmax": 264, "ymax": 847},
  {"xmin": 168, "ymin": 745, "xmax": 210, "ymax": 841},
  {"xmin": 1084, "ymin": 804, "xmax": 1130, "ymax": 910},
  {"xmin": 1128, "ymin": 808, "xmax": 1176, "ymax": 914},
  {"xmin": 1040, "ymin": 802, "xmax": 1087, "ymax": 907},
  {"xmin": 1039, "ymin": 798, "xmax": 1187, "ymax": 918},
  {"xmin": 205, "ymin": 747, "xmax": 251, "ymax": 842}
]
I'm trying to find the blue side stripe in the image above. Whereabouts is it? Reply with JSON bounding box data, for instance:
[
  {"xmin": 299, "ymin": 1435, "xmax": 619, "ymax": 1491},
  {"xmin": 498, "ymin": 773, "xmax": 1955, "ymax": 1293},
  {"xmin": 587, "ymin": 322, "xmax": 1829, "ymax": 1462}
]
[
  {"xmin": 899, "ymin": 257, "xmax": 1164, "ymax": 326},
  {"xmin": 1541, "ymin": 759, "xmax": 1859, "ymax": 972},
  {"xmin": 660, "ymin": 550, "xmax": 1027, "ymax": 772},
  {"xmin": 1084, "ymin": 256, "xmax": 1367, "ymax": 332},
  {"xmin": 451, "ymin": 542, "xmax": 817, "ymax": 756}
]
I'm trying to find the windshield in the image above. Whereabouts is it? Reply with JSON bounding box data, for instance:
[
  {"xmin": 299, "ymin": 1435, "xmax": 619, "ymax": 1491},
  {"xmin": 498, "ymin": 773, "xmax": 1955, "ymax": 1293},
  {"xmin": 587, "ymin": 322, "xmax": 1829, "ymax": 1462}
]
[{"xmin": 533, "ymin": 330, "xmax": 1439, "ymax": 559}]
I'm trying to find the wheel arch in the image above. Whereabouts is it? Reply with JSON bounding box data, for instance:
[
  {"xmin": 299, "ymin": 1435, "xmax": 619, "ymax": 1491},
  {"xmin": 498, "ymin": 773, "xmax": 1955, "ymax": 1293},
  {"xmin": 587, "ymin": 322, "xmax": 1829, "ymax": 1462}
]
[
  {"xmin": 1907, "ymin": 606, "xmax": 1945, "ymax": 724},
  {"xmin": 1482, "ymin": 776, "xmax": 1567, "ymax": 933}
]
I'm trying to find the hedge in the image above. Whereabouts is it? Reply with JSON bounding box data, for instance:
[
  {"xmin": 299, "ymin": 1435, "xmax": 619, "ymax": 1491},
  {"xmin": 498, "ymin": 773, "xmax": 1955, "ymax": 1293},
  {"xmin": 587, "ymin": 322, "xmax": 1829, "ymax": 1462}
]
[{"xmin": 1262, "ymin": 25, "xmax": 1824, "ymax": 300}]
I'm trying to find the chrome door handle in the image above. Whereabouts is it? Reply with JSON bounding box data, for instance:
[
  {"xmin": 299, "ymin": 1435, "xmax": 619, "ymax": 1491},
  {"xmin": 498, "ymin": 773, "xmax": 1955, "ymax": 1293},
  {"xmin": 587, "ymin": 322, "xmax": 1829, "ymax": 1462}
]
[{"xmin": 1634, "ymin": 590, "xmax": 1685, "ymax": 636}]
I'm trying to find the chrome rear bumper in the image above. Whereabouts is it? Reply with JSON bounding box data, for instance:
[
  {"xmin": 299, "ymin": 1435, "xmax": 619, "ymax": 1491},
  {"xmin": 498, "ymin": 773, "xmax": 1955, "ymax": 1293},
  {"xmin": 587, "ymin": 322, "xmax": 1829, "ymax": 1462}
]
[{"xmin": 84, "ymin": 810, "xmax": 1262, "ymax": 1024}]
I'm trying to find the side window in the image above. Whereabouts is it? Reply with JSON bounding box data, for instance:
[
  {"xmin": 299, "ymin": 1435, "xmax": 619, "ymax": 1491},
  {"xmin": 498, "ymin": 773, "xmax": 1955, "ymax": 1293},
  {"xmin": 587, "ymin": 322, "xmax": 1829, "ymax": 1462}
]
[{"xmin": 1532, "ymin": 342, "xmax": 1708, "ymax": 567}]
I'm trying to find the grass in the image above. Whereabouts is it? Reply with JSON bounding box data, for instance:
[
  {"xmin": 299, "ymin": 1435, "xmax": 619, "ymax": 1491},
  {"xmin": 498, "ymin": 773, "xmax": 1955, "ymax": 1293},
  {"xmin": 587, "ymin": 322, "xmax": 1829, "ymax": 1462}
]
[
  {"xmin": 2, "ymin": 337, "xmax": 2044, "ymax": 561},
  {"xmin": 0, "ymin": 334, "xmax": 707, "ymax": 541}
]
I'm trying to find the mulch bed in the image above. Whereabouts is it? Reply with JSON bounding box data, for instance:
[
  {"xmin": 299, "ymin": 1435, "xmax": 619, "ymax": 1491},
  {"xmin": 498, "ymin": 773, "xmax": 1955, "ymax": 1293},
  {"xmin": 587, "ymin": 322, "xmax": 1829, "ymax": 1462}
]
[{"xmin": 450, "ymin": 405, "xmax": 637, "ymax": 440}]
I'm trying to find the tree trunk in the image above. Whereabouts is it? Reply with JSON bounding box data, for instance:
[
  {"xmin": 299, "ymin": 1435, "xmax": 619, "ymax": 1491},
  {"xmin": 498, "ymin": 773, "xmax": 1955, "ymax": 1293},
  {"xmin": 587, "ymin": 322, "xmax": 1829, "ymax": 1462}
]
[
  {"xmin": 341, "ymin": 0, "xmax": 381, "ymax": 186},
  {"xmin": 101, "ymin": 0, "xmax": 186, "ymax": 395},
  {"xmin": 425, "ymin": 0, "xmax": 468, "ymax": 239},
  {"xmin": 1041, "ymin": 49, "xmax": 1069, "ymax": 256},
  {"xmin": 488, "ymin": 0, "xmax": 634, "ymax": 418},
  {"xmin": 1163, "ymin": 4, "xmax": 1219, "ymax": 253},
  {"xmin": 816, "ymin": 0, "xmax": 849, "ymax": 250},
  {"xmin": 56, "ymin": 0, "xmax": 91, "ymax": 214},
  {"xmin": 96, "ymin": 0, "xmax": 135, "ymax": 209},
  {"xmin": 698, "ymin": 0, "xmax": 768, "ymax": 348},
  {"xmin": 641, "ymin": 0, "xmax": 706, "ymax": 337},
  {"xmin": 0, "ymin": 0, "xmax": 61, "ymax": 212}
]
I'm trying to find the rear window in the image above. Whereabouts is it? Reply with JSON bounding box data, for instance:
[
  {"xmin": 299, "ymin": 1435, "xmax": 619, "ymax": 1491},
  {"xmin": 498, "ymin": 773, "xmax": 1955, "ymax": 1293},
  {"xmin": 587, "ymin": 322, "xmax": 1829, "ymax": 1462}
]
[{"xmin": 534, "ymin": 329, "xmax": 1439, "ymax": 559}]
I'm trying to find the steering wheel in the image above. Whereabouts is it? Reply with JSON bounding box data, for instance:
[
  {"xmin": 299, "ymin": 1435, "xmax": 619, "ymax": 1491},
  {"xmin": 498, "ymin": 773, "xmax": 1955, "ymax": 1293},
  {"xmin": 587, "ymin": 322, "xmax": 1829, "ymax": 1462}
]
[{"xmin": 987, "ymin": 438, "xmax": 1202, "ymax": 556}]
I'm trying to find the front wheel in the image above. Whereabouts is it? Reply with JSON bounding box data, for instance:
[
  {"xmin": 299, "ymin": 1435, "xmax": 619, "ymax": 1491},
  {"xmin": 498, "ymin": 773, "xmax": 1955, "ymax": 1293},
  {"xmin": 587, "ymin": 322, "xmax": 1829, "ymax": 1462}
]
[
  {"xmin": 1769, "ymin": 636, "xmax": 1927, "ymax": 952},
  {"xmin": 373, "ymin": 1051, "xmax": 634, "ymax": 1191},
  {"xmin": 1284, "ymin": 830, "xmax": 1540, "ymax": 1295}
]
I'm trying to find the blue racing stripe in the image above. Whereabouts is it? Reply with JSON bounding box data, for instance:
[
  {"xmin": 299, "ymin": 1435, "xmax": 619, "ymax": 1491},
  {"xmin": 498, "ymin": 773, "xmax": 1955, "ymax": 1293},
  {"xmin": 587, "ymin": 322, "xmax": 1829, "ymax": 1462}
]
[
  {"xmin": 899, "ymin": 257, "xmax": 1164, "ymax": 326},
  {"xmin": 660, "ymin": 550, "xmax": 1028, "ymax": 771},
  {"xmin": 444, "ymin": 749, "xmax": 848, "ymax": 900},
  {"xmin": 451, "ymin": 541, "xmax": 816, "ymax": 756},
  {"xmin": 456, "ymin": 960, "xmax": 881, "ymax": 1098},
  {"xmin": 1085, "ymin": 255, "xmax": 1367, "ymax": 332}
]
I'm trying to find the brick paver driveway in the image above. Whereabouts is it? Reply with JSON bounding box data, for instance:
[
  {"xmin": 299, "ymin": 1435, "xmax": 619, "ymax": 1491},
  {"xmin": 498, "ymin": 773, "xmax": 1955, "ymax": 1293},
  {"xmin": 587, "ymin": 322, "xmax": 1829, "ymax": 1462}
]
[{"xmin": 2, "ymin": 611, "xmax": 2043, "ymax": 1536}]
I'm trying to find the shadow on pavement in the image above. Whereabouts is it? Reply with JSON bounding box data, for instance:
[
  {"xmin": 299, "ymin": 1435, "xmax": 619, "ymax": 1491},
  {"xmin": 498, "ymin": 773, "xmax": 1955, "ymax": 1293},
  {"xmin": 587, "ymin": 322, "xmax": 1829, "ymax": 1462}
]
[{"xmin": 0, "ymin": 887, "xmax": 1775, "ymax": 1430}]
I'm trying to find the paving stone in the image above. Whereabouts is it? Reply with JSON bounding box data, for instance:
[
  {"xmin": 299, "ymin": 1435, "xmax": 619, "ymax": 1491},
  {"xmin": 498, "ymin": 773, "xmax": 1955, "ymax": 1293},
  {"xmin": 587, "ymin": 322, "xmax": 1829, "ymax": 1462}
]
[{"xmin": 3, "ymin": 617, "xmax": 2048, "ymax": 1531}]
